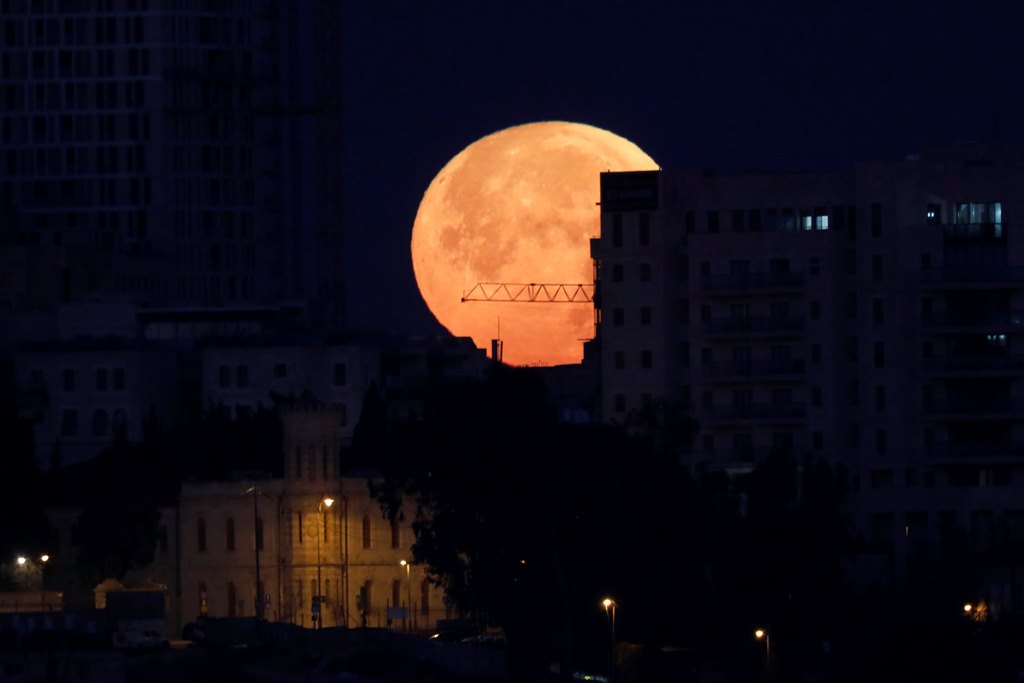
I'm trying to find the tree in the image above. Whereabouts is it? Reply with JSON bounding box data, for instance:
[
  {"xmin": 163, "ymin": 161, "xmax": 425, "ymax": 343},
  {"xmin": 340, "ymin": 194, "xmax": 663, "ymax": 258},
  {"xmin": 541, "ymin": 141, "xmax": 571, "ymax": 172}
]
[{"xmin": 359, "ymin": 365, "xmax": 699, "ymax": 679}]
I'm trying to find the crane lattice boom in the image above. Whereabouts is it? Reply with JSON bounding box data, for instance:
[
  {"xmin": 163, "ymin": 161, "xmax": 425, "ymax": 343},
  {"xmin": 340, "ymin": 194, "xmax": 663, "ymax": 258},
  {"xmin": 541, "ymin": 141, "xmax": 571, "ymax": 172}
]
[{"xmin": 461, "ymin": 283, "xmax": 594, "ymax": 304}]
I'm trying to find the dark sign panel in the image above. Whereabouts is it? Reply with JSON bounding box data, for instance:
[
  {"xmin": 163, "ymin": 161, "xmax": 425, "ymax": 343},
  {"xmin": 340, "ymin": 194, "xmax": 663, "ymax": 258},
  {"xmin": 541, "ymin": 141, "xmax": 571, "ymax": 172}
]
[{"xmin": 600, "ymin": 170, "xmax": 660, "ymax": 212}]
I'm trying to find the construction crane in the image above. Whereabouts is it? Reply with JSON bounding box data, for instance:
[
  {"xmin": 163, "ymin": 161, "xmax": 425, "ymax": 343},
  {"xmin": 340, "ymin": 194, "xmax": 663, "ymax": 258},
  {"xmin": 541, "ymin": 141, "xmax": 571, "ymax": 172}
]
[{"xmin": 461, "ymin": 283, "xmax": 595, "ymax": 304}]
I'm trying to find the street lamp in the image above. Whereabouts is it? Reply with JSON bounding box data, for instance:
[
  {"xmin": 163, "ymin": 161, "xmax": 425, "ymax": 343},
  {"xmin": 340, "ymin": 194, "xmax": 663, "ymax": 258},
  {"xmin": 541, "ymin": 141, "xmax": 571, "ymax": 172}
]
[
  {"xmin": 602, "ymin": 598, "xmax": 617, "ymax": 681},
  {"xmin": 400, "ymin": 560, "xmax": 412, "ymax": 632},
  {"xmin": 315, "ymin": 496, "xmax": 334, "ymax": 630},
  {"xmin": 755, "ymin": 628, "xmax": 770, "ymax": 668}
]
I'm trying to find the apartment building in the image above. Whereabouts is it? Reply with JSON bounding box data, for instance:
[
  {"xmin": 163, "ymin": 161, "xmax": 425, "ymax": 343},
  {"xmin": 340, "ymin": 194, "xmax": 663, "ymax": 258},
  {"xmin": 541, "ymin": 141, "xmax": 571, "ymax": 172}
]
[
  {"xmin": 593, "ymin": 145, "xmax": 1024, "ymax": 596},
  {"xmin": 0, "ymin": 0, "xmax": 344, "ymax": 344}
]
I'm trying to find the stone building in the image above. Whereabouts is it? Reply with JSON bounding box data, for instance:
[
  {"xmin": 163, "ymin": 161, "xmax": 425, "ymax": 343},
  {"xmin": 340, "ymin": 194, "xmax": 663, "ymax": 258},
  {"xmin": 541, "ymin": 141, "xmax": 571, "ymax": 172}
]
[{"xmin": 176, "ymin": 400, "xmax": 448, "ymax": 631}]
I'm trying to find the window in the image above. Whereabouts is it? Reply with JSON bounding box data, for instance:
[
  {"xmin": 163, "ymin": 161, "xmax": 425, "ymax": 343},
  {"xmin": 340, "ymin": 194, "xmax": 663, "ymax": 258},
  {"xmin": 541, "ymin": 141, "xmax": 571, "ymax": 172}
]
[
  {"xmin": 874, "ymin": 342, "xmax": 886, "ymax": 368},
  {"xmin": 641, "ymin": 350, "xmax": 652, "ymax": 369},
  {"xmin": 255, "ymin": 517, "xmax": 264, "ymax": 551},
  {"xmin": 236, "ymin": 365, "xmax": 248, "ymax": 388},
  {"xmin": 809, "ymin": 256, "xmax": 820, "ymax": 275},
  {"xmin": 298, "ymin": 512, "xmax": 304, "ymax": 544},
  {"xmin": 612, "ymin": 308, "xmax": 624, "ymax": 326},
  {"xmin": 872, "ymin": 255, "xmax": 883, "ymax": 281},
  {"xmin": 810, "ymin": 301, "xmax": 821, "ymax": 319},
  {"xmin": 812, "ymin": 431, "xmax": 823, "ymax": 450},
  {"xmin": 614, "ymin": 351, "xmax": 625, "ymax": 370},
  {"xmin": 731, "ymin": 209, "xmax": 745, "ymax": 232},
  {"xmin": 811, "ymin": 344, "xmax": 822, "ymax": 363},
  {"xmin": 391, "ymin": 517, "xmax": 400, "ymax": 549},
  {"xmin": 875, "ymin": 386, "xmax": 886, "ymax": 412},
  {"xmin": 62, "ymin": 368, "xmax": 75, "ymax": 392},
  {"xmin": 226, "ymin": 517, "xmax": 235, "ymax": 551},
  {"xmin": 199, "ymin": 583, "xmax": 208, "ymax": 616},
  {"xmin": 612, "ymin": 264, "xmax": 623, "ymax": 282},
  {"xmin": 871, "ymin": 203, "xmax": 882, "ymax": 237},
  {"xmin": 872, "ymin": 298, "xmax": 884, "ymax": 325},
  {"xmin": 685, "ymin": 211, "xmax": 695, "ymax": 234},
  {"xmin": 811, "ymin": 387, "xmax": 822, "ymax": 407},
  {"xmin": 611, "ymin": 214, "xmax": 623, "ymax": 247},
  {"xmin": 113, "ymin": 367, "xmax": 125, "ymax": 391},
  {"xmin": 91, "ymin": 409, "xmax": 108, "ymax": 437},
  {"xmin": 639, "ymin": 263, "xmax": 651, "ymax": 282},
  {"xmin": 218, "ymin": 365, "xmax": 230, "ymax": 388},
  {"xmin": 640, "ymin": 306, "xmax": 652, "ymax": 325},
  {"xmin": 362, "ymin": 516, "xmax": 372, "ymax": 549},
  {"xmin": 639, "ymin": 212, "xmax": 650, "ymax": 245},
  {"xmin": 876, "ymin": 429, "xmax": 887, "ymax": 454},
  {"xmin": 60, "ymin": 409, "xmax": 78, "ymax": 437},
  {"xmin": 614, "ymin": 394, "xmax": 626, "ymax": 413},
  {"xmin": 95, "ymin": 367, "xmax": 108, "ymax": 392},
  {"xmin": 196, "ymin": 518, "xmax": 207, "ymax": 552},
  {"xmin": 334, "ymin": 363, "xmax": 347, "ymax": 386},
  {"xmin": 707, "ymin": 211, "xmax": 719, "ymax": 233},
  {"xmin": 273, "ymin": 363, "xmax": 287, "ymax": 379}
]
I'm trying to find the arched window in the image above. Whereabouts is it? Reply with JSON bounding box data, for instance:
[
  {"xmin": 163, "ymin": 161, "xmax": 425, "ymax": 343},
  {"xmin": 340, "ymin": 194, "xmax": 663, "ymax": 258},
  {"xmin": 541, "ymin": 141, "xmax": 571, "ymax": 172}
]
[
  {"xmin": 392, "ymin": 579, "xmax": 402, "ymax": 607},
  {"xmin": 227, "ymin": 581, "xmax": 237, "ymax": 617},
  {"xmin": 196, "ymin": 518, "xmax": 207, "ymax": 552},
  {"xmin": 421, "ymin": 580, "xmax": 430, "ymax": 616},
  {"xmin": 198, "ymin": 582, "xmax": 208, "ymax": 616},
  {"xmin": 225, "ymin": 517, "xmax": 235, "ymax": 551},
  {"xmin": 360, "ymin": 581, "xmax": 372, "ymax": 614},
  {"xmin": 390, "ymin": 517, "xmax": 400, "ymax": 549},
  {"xmin": 91, "ymin": 409, "xmax": 108, "ymax": 437},
  {"xmin": 362, "ymin": 515, "xmax": 371, "ymax": 549}
]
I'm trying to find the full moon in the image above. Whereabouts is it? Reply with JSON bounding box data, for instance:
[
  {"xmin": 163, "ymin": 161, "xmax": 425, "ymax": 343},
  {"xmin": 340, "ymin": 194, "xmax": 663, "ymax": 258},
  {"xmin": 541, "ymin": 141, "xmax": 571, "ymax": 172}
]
[{"xmin": 411, "ymin": 121, "xmax": 658, "ymax": 366}]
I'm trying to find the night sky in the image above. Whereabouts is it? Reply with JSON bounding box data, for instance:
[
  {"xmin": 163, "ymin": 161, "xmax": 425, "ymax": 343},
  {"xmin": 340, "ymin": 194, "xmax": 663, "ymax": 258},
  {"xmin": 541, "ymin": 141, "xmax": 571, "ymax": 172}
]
[{"xmin": 340, "ymin": 0, "xmax": 1024, "ymax": 338}]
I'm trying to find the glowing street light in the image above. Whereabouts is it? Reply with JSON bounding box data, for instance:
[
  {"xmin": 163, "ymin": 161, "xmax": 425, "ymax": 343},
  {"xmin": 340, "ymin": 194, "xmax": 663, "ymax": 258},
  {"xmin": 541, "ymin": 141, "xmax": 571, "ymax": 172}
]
[
  {"xmin": 400, "ymin": 560, "xmax": 412, "ymax": 631},
  {"xmin": 16, "ymin": 556, "xmax": 26, "ymax": 566},
  {"xmin": 963, "ymin": 603, "xmax": 973, "ymax": 613},
  {"xmin": 755, "ymin": 628, "xmax": 770, "ymax": 668},
  {"xmin": 315, "ymin": 496, "xmax": 335, "ymax": 630},
  {"xmin": 39, "ymin": 555, "xmax": 49, "ymax": 563},
  {"xmin": 602, "ymin": 598, "xmax": 617, "ymax": 681}
]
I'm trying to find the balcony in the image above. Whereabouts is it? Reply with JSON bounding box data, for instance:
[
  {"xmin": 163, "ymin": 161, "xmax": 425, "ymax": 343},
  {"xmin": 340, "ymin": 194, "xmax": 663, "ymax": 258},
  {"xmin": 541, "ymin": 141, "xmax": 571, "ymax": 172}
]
[
  {"xmin": 924, "ymin": 355, "xmax": 1024, "ymax": 375},
  {"xmin": 702, "ymin": 316, "xmax": 804, "ymax": 338},
  {"xmin": 923, "ymin": 396, "xmax": 1024, "ymax": 419},
  {"xmin": 703, "ymin": 359, "xmax": 805, "ymax": 380},
  {"xmin": 703, "ymin": 403, "xmax": 806, "ymax": 422},
  {"xmin": 922, "ymin": 267, "xmax": 1024, "ymax": 288},
  {"xmin": 929, "ymin": 443, "xmax": 1024, "ymax": 464},
  {"xmin": 922, "ymin": 310, "xmax": 1024, "ymax": 330},
  {"xmin": 701, "ymin": 271, "xmax": 804, "ymax": 294}
]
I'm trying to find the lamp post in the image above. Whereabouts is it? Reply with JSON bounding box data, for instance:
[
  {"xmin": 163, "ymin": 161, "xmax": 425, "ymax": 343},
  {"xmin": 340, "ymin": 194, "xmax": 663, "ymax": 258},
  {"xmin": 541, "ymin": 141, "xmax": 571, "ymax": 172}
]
[
  {"xmin": 755, "ymin": 628, "xmax": 770, "ymax": 669},
  {"xmin": 243, "ymin": 485, "xmax": 264, "ymax": 620},
  {"xmin": 602, "ymin": 598, "xmax": 617, "ymax": 681},
  {"xmin": 315, "ymin": 496, "xmax": 334, "ymax": 629},
  {"xmin": 400, "ymin": 560, "xmax": 412, "ymax": 632}
]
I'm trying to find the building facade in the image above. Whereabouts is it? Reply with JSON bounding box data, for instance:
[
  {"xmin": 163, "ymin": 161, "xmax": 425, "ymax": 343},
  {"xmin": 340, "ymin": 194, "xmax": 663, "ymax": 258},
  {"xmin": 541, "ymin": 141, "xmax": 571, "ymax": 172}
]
[
  {"xmin": 593, "ymin": 145, "xmax": 1024, "ymax": 602},
  {"xmin": 0, "ymin": 0, "xmax": 344, "ymax": 345}
]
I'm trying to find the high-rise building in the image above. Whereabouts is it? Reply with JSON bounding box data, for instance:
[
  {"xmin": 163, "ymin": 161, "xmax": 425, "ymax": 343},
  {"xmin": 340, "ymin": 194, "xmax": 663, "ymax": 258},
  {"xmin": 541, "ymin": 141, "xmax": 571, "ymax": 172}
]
[
  {"xmin": 594, "ymin": 144, "xmax": 1024, "ymax": 585},
  {"xmin": 0, "ymin": 0, "xmax": 344, "ymax": 343}
]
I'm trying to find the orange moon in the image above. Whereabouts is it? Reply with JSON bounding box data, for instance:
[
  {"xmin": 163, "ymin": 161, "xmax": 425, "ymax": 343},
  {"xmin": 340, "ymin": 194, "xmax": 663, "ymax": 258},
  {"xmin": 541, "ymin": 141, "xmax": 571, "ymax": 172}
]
[{"xmin": 411, "ymin": 121, "xmax": 658, "ymax": 366}]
